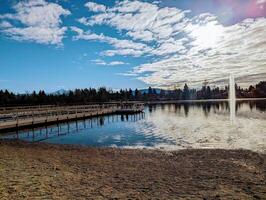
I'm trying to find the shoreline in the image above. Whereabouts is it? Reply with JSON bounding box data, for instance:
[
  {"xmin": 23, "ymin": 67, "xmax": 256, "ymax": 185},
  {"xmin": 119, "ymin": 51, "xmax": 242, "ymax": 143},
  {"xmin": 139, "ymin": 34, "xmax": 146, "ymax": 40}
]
[{"xmin": 0, "ymin": 140, "xmax": 265, "ymax": 199}]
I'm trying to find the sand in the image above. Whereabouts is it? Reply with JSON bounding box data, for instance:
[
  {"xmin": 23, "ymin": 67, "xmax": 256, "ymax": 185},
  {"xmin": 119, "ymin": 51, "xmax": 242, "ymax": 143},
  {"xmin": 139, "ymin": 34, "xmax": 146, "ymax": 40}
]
[{"xmin": 0, "ymin": 140, "xmax": 265, "ymax": 200}]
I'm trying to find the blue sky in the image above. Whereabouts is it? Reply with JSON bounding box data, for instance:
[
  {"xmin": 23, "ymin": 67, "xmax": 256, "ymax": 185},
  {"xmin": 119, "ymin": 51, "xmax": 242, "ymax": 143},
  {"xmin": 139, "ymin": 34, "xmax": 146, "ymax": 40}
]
[{"xmin": 0, "ymin": 0, "xmax": 266, "ymax": 93}]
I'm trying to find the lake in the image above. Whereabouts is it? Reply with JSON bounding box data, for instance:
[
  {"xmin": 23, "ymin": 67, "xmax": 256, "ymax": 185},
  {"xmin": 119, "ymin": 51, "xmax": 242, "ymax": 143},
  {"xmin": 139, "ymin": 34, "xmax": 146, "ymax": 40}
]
[{"xmin": 1, "ymin": 100, "xmax": 266, "ymax": 153}]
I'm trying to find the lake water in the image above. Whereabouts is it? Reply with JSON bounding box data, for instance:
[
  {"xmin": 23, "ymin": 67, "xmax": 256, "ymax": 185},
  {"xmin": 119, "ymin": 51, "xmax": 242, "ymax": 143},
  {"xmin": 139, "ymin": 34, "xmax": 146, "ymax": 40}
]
[{"xmin": 1, "ymin": 100, "xmax": 266, "ymax": 153}]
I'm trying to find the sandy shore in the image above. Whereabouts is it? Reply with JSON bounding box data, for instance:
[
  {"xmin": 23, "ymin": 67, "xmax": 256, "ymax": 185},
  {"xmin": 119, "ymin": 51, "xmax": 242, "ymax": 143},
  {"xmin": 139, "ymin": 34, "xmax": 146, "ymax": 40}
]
[{"xmin": 0, "ymin": 140, "xmax": 265, "ymax": 200}]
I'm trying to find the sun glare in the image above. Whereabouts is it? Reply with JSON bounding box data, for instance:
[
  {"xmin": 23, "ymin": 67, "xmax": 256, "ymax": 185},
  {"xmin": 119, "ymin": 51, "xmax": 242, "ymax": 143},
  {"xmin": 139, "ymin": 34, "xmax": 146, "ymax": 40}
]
[{"xmin": 191, "ymin": 23, "xmax": 224, "ymax": 49}]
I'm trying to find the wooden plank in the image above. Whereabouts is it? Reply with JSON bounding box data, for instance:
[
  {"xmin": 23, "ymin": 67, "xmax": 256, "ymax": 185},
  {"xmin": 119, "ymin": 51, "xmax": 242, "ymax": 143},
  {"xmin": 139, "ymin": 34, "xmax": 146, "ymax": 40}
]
[{"xmin": 0, "ymin": 103, "xmax": 144, "ymax": 132}]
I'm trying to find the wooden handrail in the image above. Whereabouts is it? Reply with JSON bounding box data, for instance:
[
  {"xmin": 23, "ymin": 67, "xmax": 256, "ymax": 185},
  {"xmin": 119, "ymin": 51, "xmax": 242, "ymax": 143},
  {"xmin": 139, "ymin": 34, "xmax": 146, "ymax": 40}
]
[{"xmin": 0, "ymin": 103, "xmax": 145, "ymax": 128}]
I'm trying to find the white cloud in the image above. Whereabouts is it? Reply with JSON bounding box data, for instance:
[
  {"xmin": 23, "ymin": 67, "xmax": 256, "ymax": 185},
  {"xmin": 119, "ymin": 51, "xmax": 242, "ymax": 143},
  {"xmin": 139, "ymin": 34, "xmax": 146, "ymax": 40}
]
[
  {"xmin": 132, "ymin": 17, "xmax": 266, "ymax": 88},
  {"xmin": 85, "ymin": 2, "xmax": 106, "ymax": 12},
  {"xmin": 2, "ymin": 26, "xmax": 68, "ymax": 45},
  {"xmin": 71, "ymin": 26, "xmax": 153, "ymax": 57},
  {"xmin": 76, "ymin": 0, "xmax": 266, "ymax": 87},
  {"xmin": 109, "ymin": 61, "xmax": 128, "ymax": 66},
  {"xmin": 71, "ymin": 25, "xmax": 186, "ymax": 57},
  {"xmin": 75, "ymin": 1, "xmax": 188, "ymax": 57},
  {"xmin": 81, "ymin": 0, "xmax": 188, "ymax": 43},
  {"xmin": 0, "ymin": 0, "xmax": 70, "ymax": 45},
  {"xmin": 92, "ymin": 59, "xmax": 128, "ymax": 66},
  {"xmin": 0, "ymin": 21, "xmax": 12, "ymax": 28}
]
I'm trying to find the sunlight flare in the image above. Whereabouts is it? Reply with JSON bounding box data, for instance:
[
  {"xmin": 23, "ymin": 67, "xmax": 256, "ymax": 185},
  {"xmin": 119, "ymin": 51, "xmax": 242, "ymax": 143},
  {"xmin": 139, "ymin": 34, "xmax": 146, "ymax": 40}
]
[{"xmin": 190, "ymin": 23, "xmax": 224, "ymax": 49}]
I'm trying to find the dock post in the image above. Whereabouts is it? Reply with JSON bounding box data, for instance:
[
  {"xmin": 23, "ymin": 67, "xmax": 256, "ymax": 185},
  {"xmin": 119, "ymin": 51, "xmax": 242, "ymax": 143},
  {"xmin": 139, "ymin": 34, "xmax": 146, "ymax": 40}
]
[
  {"xmin": 46, "ymin": 126, "xmax": 48, "ymax": 138},
  {"xmin": 83, "ymin": 119, "xmax": 86, "ymax": 128},
  {"xmin": 16, "ymin": 129, "xmax": 19, "ymax": 139},
  {"xmin": 45, "ymin": 108, "xmax": 48, "ymax": 123},
  {"xmin": 16, "ymin": 108, "xmax": 19, "ymax": 127},
  {"xmin": 32, "ymin": 128, "xmax": 35, "ymax": 142},
  {"xmin": 32, "ymin": 110, "xmax": 34, "ymax": 125},
  {"xmin": 57, "ymin": 124, "xmax": 60, "ymax": 135},
  {"xmin": 57, "ymin": 107, "xmax": 59, "ymax": 122}
]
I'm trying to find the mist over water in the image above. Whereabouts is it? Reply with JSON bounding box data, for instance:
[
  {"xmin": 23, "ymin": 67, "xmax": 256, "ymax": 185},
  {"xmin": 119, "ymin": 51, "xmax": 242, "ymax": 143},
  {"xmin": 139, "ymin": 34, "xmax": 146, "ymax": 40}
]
[{"xmin": 2, "ymin": 100, "xmax": 266, "ymax": 153}]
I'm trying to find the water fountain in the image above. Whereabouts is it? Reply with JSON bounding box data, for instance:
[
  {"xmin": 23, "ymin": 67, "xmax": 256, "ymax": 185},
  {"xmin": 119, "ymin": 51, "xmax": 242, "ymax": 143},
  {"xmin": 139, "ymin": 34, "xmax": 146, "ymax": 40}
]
[{"xmin": 229, "ymin": 74, "xmax": 236, "ymax": 123}]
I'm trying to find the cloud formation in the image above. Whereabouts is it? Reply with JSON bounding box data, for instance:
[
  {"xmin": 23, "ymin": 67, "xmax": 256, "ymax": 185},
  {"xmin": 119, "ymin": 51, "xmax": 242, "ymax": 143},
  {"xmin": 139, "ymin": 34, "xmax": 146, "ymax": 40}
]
[
  {"xmin": 92, "ymin": 59, "xmax": 128, "ymax": 66},
  {"xmin": 85, "ymin": 2, "xmax": 106, "ymax": 12},
  {"xmin": 71, "ymin": 26, "xmax": 153, "ymax": 57},
  {"xmin": 76, "ymin": 1, "xmax": 188, "ymax": 57},
  {"xmin": 1, "ymin": 0, "xmax": 265, "ymax": 88},
  {"xmin": 76, "ymin": 1, "xmax": 266, "ymax": 88},
  {"xmin": 0, "ymin": 0, "xmax": 70, "ymax": 45},
  {"xmin": 134, "ymin": 17, "xmax": 266, "ymax": 88}
]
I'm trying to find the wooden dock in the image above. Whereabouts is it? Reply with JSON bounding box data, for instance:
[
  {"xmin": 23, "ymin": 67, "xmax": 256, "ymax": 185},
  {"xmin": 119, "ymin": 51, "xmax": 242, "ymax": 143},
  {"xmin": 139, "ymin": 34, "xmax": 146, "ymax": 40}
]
[{"xmin": 0, "ymin": 103, "xmax": 144, "ymax": 133}]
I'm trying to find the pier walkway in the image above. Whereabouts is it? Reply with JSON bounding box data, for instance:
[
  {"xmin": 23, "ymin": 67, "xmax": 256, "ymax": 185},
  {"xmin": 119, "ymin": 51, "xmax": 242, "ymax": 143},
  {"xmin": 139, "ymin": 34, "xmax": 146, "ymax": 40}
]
[{"xmin": 0, "ymin": 103, "xmax": 144, "ymax": 132}]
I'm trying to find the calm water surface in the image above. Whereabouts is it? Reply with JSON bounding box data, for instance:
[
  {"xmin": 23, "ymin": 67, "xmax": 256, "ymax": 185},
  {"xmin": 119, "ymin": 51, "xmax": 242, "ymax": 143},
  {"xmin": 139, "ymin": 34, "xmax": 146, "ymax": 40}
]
[{"xmin": 2, "ymin": 100, "xmax": 266, "ymax": 153}]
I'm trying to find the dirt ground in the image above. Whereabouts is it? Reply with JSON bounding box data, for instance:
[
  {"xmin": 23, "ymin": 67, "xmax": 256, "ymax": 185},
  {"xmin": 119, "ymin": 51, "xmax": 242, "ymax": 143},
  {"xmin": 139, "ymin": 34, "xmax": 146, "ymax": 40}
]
[{"xmin": 0, "ymin": 140, "xmax": 265, "ymax": 200}]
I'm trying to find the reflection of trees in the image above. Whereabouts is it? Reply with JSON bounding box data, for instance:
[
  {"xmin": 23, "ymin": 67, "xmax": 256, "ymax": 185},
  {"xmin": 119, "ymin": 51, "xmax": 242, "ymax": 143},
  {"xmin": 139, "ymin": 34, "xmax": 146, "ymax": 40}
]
[
  {"xmin": 247, "ymin": 100, "xmax": 266, "ymax": 112},
  {"xmin": 225, "ymin": 101, "xmax": 229, "ymax": 111},
  {"xmin": 255, "ymin": 101, "xmax": 266, "ymax": 112},
  {"xmin": 149, "ymin": 105, "xmax": 152, "ymax": 113},
  {"xmin": 183, "ymin": 103, "xmax": 189, "ymax": 117},
  {"xmin": 148, "ymin": 105, "xmax": 157, "ymax": 113},
  {"xmin": 202, "ymin": 102, "xmax": 211, "ymax": 117},
  {"xmin": 249, "ymin": 102, "xmax": 254, "ymax": 110},
  {"xmin": 150, "ymin": 100, "xmax": 266, "ymax": 117},
  {"xmin": 236, "ymin": 102, "xmax": 241, "ymax": 112},
  {"xmin": 236, "ymin": 100, "xmax": 266, "ymax": 112},
  {"xmin": 167, "ymin": 104, "xmax": 172, "ymax": 112},
  {"xmin": 174, "ymin": 104, "xmax": 181, "ymax": 114},
  {"xmin": 215, "ymin": 103, "xmax": 220, "ymax": 111}
]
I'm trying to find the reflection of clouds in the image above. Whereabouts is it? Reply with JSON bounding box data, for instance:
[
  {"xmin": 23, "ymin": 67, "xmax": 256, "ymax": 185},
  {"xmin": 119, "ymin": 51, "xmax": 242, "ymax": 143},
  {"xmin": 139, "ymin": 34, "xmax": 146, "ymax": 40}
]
[
  {"xmin": 97, "ymin": 134, "xmax": 122, "ymax": 143},
  {"xmin": 97, "ymin": 135, "xmax": 109, "ymax": 143},
  {"xmin": 1, "ymin": 102, "xmax": 265, "ymax": 153},
  {"xmin": 112, "ymin": 134, "xmax": 121, "ymax": 141},
  {"xmin": 128, "ymin": 103, "xmax": 266, "ymax": 153}
]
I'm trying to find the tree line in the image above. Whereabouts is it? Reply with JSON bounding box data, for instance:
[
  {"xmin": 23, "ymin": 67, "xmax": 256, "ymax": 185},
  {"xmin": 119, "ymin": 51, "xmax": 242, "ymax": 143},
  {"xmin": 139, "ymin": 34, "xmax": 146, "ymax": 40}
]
[{"xmin": 0, "ymin": 81, "xmax": 266, "ymax": 106}]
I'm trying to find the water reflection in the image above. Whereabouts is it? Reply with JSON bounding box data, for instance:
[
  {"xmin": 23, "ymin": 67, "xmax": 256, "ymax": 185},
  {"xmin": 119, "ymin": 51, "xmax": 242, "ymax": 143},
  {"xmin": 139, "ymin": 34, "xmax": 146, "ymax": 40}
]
[
  {"xmin": 148, "ymin": 100, "xmax": 266, "ymax": 117},
  {"xmin": 1, "ymin": 113, "xmax": 158, "ymax": 145},
  {"xmin": 137, "ymin": 100, "xmax": 266, "ymax": 152},
  {"xmin": 1, "ymin": 100, "xmax": 266, "ymax": 153}
]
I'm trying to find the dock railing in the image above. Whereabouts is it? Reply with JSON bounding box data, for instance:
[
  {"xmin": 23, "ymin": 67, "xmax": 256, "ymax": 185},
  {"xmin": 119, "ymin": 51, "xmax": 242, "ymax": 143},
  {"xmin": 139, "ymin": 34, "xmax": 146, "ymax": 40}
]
[{"xmin": 0, "ymin": 103, "xmax": 144, "ymax": 132}]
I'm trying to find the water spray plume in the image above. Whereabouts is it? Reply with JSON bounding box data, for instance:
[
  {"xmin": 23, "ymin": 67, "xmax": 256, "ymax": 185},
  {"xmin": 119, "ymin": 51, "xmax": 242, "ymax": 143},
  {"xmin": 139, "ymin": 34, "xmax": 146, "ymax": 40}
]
[{"xmin": 229, "ymin": 74, "xmax": 236, "ymax": 124}]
